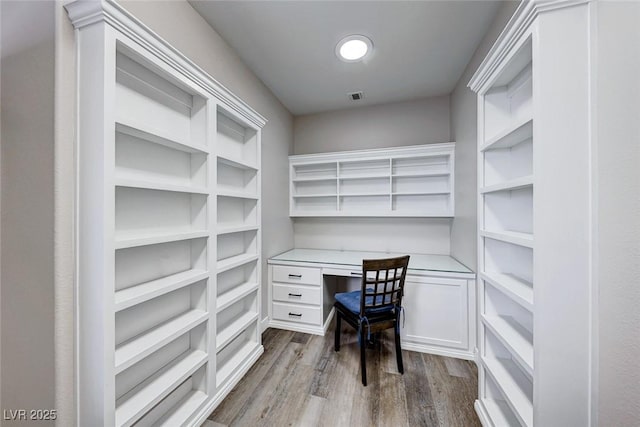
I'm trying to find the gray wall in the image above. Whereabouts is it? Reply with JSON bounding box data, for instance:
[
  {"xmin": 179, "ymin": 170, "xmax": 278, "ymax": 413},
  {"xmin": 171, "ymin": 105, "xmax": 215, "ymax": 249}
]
[
  {"xmin": 294, "ymin": 96, "xmax": 450, "ymax": 155},
  {"xmin": 292, "ymin": 96, "xmax": 453, "ymax": 255},
  {"xmin": 596, "ymin": 1, "xmax": 640, "ymax": 424},
  {"xmin": 1, "ymin": 1, "xmax": 56, "ymax": 424},
  {"xmin": 449, "ymin": 1, "xmax": 519, "ymax": 271}
]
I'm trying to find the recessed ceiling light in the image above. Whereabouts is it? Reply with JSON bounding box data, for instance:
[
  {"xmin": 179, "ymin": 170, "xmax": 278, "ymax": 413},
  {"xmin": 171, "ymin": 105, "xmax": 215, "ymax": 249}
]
[{"xmin": 336, "ymin": 35, "xmax": 373, "ymax": 62}]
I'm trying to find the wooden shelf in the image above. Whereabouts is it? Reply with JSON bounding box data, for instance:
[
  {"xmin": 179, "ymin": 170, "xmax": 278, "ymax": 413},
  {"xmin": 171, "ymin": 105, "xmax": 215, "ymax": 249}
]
[
  {"xmin": 217, "ymin": 190, "xmax": 259, "ymax": 200},
  {"xmin": 217, "ymin": 224, "xmax": 259, "ymax": 236},
  {"xmin": 116, "ymin": 120, "xmax": 208, "ymax": 155},
  {"xmin": 216, "ymin": 340, "xmax": 258, "ymax": 386},
  {"xmin": 289, "ymin": 144, "xmax": 454, "ymax": 218},
  {"xmin": 292, "ymin": 176, "xmax": 336, "ymax": 182},
  {"xmin": 392, "ymin": 171, "xmax": 449, "ymax": 178},
  {"xmin": 482, "ymin": 356, "xmax": 533, "ymax": 427},
  {"xmin": 482, "ymin": 315, "xmax": 534, "ymax": 377},
  {"xmin": 114, "ymin": 230, "xmax": 209, "ymax": 250},
  {"xmin": 292, "ymin": 193, "xmax": 337, "ymax": 198},
  {"xmin": 479, "ymin": 399, "xmax": 520, "ymax": 427},
  {"xmin": 216, "ymin": 312, "xmax": 259, "ymax": 351},
  {"xmin": 481, "ymin": 118, "xmax": 533, "ymax": 152},
  {"xmin": 217, "ymin": 253, "xmax": 259, "ymax": 274},
  {"xmin": 217, "ymin": 154, "xmax": 257, "ymax": 171},
  {"xmin": 338, "ymin": 173, "xmax": 390, "ymax": 180},
  {"xmin": 481, "ymin": 272, "xmax": 533, "ymax": 312},
  {"xmin": 480, "ymin": 175, "xmax": 533, "ymax": 194},
  {"xmin": 392, "ymin": 191, "xmax": 450, "ymax": 196},
  {"xmin": 481, "ymin": 230, "xmax": 533, "ymax": 248},
  {"xmin": 155, "ymin": 390, "xmax": 208, "ymax": 427},
  {"xmin": 217, "ymin": 282, "xmax": 259, "ymax": 313},
  {"xmin": 340, "ymin": 192, "xmax": 389, "ymax": 197},
  {"xmin": 115, "ymin": 269, "xmax": 209, "ymax": 312},
  {"xmin": 115, "ymin": 349, "xmax": 208, "ymax": 427},
  {"xmin": 115, "ymin": 178, "xmax": 208, "ymax": 195},
  {"xmin": 115, "ymin": 309, "xmax": 208, "ymax": 374}
]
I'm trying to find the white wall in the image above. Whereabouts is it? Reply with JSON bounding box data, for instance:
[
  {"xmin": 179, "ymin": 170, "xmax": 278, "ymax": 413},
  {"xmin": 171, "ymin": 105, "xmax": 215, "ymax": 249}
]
[
  {"xmin": 449, "ymin": 1, "xmax": 519, "ymax": 271},
  {"xmin": 292, "ymin": 96, "xmax": 452, "ymax": 255},
  {"xmin": 294, "ymin": 96, "xmax": 450, "ymax": 155},
  {"xmin": 1, "ymin": 1, "xmax": 56, "ymax": 424},
  {"xmin": 596, "ymin": 1, "xmax": 640, "ymax": 424}
]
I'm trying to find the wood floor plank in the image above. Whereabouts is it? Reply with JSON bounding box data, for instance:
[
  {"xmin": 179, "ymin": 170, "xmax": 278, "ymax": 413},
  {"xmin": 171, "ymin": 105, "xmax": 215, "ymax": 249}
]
[
  {"xmin": 207, "ymin": 328, "xmax": 295, "ymax": 424},
  {"xmin": 294, "ymin": 395, "xmax": 326, "ymax": 427},
  {"xmin": 403, "ymin": 350, "xmax": 440, "ymax": 427},
  {"xmin": 207, "ymin": 326, "xmax": 480, "ymax": 427}
]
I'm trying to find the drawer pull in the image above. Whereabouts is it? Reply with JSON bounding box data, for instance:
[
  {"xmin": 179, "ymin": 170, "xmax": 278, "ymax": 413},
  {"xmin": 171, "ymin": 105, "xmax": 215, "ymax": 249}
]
[
  {"xmin": 350, "ymin": 272, "xmax": 362, "ymax": 276},
  {"xmin": 288, "ymin": 293, "xmax": 302, "ymax": 297},
  {"xmin": 288, "ymin": 274, "xmax": 302, "ymax": 278},
  {"xmin": 288, "ymin": 312, "xmax": 302, "ymax": 317}
]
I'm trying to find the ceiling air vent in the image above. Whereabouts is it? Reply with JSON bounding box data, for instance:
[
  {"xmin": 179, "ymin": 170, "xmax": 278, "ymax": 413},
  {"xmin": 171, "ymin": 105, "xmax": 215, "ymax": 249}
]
[{"xmin": 347, "ymin": 91, "xmax": 364, "ymax": 101}]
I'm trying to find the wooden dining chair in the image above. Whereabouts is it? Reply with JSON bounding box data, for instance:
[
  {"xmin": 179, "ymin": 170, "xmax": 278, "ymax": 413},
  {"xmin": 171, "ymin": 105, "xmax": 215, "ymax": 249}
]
[{"xmin": 333, "ymin": 255, "xmax": 410, "ymax": 386}]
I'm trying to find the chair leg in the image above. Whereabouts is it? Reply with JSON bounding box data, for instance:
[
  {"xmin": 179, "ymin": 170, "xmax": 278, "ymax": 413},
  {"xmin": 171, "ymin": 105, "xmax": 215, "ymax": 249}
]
[
  {"xmin": 334, "ymin": 312, "xmax": 341, "ymax": 352},
  {"xmin": 360, "ymin": 326, "xmax": 367, "ymax": 386},
  {"xmin": 394, "ymin": 324, "xmax": 404, "ymax": 375}
]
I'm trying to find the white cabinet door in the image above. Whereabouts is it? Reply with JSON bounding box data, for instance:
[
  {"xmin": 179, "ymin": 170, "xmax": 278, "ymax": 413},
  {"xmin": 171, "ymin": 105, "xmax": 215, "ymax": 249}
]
[{"xmin": 401, "ymin": 276, "xmax": 470, "ymax": 357}]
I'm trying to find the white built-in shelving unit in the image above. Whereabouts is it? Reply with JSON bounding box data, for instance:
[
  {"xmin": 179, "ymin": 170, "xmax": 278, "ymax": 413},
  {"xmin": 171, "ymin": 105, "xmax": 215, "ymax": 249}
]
[
  {"xmin": 289, "ymin": 143, "xmax": 455, "ymax": 217},
  {"xmin": 67, "ymin": 1, "xmax": 265, "ymax": 425},
  {"xmin": 475, "ymin": 34, "xmax": 535, "ymax": 427},
  {"xmin": 471, "ymin": 1, "xmax": 597, "ymax": 426}
]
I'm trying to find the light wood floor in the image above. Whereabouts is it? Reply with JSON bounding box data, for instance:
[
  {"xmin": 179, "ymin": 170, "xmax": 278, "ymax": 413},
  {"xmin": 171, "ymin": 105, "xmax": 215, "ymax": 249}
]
[{"xmin": 205, "ymin": 323, "xmax": 480, "ymax": 427}]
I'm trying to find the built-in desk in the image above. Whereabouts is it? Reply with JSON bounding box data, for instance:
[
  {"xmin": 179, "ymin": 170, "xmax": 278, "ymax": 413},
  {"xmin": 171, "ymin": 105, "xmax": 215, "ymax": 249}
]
[{"xmin": 267, "ymin": 249, "xmax": 476, "ymax": 360}]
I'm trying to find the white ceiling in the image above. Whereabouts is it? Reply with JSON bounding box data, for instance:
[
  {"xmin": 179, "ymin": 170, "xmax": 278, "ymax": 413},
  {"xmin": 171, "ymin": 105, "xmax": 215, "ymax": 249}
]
[{"xmin": 190, "ymin": 1, "xmax": 502, "ymax": 115}]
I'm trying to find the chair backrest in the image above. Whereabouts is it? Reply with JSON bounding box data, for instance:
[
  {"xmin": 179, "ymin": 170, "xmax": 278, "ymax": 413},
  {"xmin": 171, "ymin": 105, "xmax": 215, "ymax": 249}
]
[{"xmin": 360, "ymin": 255, "xmax": 410, "ymax": 316}]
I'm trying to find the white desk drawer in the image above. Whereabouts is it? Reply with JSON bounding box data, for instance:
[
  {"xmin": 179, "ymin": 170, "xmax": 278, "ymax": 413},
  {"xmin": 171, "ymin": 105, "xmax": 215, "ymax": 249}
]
[
  {"xmin": 272, "ymin": 302, "xmax": 322, "ymax": 325},
  {"xmin": 272, "ymin": 265, "xmax": 321, "ymax": 286},
  {"xmin": 273, "ymin": 284, "xmax": 321, "ymax": 306}
]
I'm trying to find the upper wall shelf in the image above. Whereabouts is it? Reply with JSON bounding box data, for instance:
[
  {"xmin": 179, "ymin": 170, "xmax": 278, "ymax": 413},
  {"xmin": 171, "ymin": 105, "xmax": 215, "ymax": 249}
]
[{"xmin": 289, "ymin": 143, "xmax": 455, "ymax": 218}]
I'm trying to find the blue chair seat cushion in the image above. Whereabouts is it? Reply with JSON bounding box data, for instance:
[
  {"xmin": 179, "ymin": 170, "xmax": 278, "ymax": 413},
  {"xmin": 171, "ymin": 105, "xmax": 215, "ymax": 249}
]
[{"xmin": 335, "ymin": 289, "xmax": 395, "ymax": 315}]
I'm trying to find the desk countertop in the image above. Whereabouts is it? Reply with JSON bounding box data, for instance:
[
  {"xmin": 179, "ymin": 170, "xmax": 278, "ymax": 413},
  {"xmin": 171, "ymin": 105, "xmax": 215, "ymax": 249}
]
[{"xmin": 269, "ymin": 248, "xmax": 473, "ymax": 276}]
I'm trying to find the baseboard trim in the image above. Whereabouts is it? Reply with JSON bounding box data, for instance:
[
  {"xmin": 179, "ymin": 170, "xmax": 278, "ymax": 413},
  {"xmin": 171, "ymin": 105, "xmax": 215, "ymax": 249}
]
[
  {"xmin": 401, "ymin": 341, "xmax": 474, "ymax": 360},
  {"xmin": 260, "ymin": 316, "xmax": 270, "ymax": 333}
]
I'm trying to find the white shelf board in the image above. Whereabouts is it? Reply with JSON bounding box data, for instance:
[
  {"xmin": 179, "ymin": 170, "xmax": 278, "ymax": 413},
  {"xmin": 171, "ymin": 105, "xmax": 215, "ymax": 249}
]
[
  {"xmin": 116, "ymin": 120, "xmax": 208, "ymax": 155},
  {"xmin": 115, "ymin": 349, "xmax": 208, "ymax": 427},
  {"xmin": 114, "ymin": 230, "xmax": 209, "ymax": 250},
  {"xmin": 216, "ymin": 340, "xmax": 259, "ymax": 387},
  {"xmin": 292, "ymin": 193, "xmax": 337, "ymax": 198},
  {"xmin": 292, "ymin": 176, "xmax": 337, "ymax": 182},
  {"xmin": 216, "ymin": 312, "xmax": 259, "ymax": 351},
  {"xmin": 217, "ymin": 224, "xmax": 259, "ymax": 236},
  {"xmin": 481, "ymin": 272, "xmax": 533, "ymax": 312},
  {"xmin": 480, "ymin": 399, "xmax": 520, "ymax": 427},
  {"xmin": 392, "ymin": 171, "xmax": 450, "ymax": 178},
  {"xmin": 291, "ymin": 211, "xmax": 453, "ymax": 218},
  {"xmin": 115, "ymin": 269, "xmax": 209, "ymax": 312},
  {"xmin": 338, "ymin": 173, "xmax": 390, "ymax": 180},
  {"xmin": 481, "ymin": 118, "xmax": 533, "ymax": 152},
  {"xmin": 481, "ymin": 230, "xmax": 533, "ymax": 248},
  {"xmin": 482, "ymin": 357, "xmax": 533, "ymax": 427},
  {"xmin": 217, "ymin": 282, "xmax": 259, "ymax": 313},
  {"xmin": 217, "ymin": 190, "xmax": 259, "ymax": 200},
  {"xmin": 482, "ymin": 315, "xmax": 534, "ymax": 377},
  {"xmin": 115, "ymin": 178, "xmax": 208, "ymax": 195},
  {"xmin": 480, "ymin": 176, "xmax": 533, "ymax": 194},
  {"xmin": 114, "ymin": 309, "xmax": 208, "ymax": 374},
  {"xmin": 217, "ymin": 154, "xmax": 257, "ymax": 171},
  {"xmin": 339, "ymin": 192, "xmax": 389, "ymax": 197},
  {"xmin": 392, "ymin": 191, "xmax": 450, "ymax": 196},
  {"xmin": 217, "ymin": 253, "xmax": 259, "ymax": 274},
  {"xmin": 155, "ymin": 390, "xmax": 208, "ymax": 427}
]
